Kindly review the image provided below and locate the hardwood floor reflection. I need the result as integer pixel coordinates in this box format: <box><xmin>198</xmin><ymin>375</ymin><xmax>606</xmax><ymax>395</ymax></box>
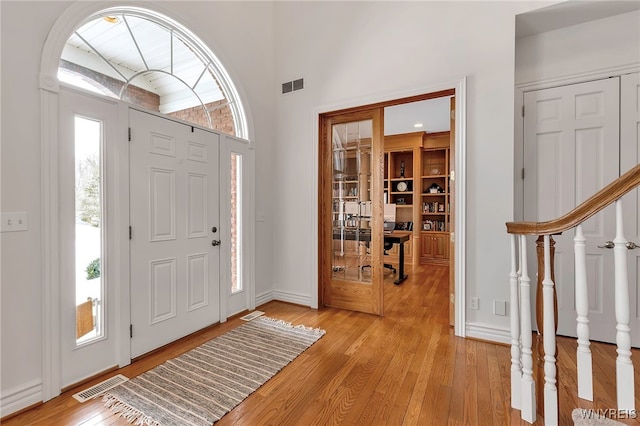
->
<box><xmin>3</xmin><ymin>264</ymin><xmax>638</xmax><ymax>425</ymax></box>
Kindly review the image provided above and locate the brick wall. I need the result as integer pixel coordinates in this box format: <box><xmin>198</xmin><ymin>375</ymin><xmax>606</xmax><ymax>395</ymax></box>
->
<box><xmin>169</xmin><ymin>99</ymin><xmax>235</xmax><ymax>136</ymax></box>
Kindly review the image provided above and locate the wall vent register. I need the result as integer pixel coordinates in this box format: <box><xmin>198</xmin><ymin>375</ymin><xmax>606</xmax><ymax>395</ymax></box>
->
<box><xmin>282</xmin><ymin>78</ymin><xmax>304</xmax><ymax>94</ymax></box>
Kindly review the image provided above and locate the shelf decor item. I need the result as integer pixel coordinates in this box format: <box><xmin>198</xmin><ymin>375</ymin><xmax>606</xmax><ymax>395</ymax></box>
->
<box><xmin>400</xmin><ymin>160</ymin><xmax>405</xmax><ymax>177</ymax></box>
<box><xmin>427</xmin><ymin>183</ymin><xmax>443</xmax><ymax>193</ymax></box>
<box><xmin>397</xmin><ymin>181</ymin><xmax>408</xmax><ymax>192</ymax></box>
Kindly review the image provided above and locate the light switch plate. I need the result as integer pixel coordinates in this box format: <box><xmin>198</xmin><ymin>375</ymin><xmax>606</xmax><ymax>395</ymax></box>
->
<box><xmin>0</xmin><ymin>212</ymin><xmax>29</xmax><ymax>232</ymax></box>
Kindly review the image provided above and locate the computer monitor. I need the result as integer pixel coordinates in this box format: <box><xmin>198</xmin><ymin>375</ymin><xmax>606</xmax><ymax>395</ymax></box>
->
<box><xmin>383</xmin><ymin>204</ymin><xmax>396</xmax><ymax>232</ymax></box>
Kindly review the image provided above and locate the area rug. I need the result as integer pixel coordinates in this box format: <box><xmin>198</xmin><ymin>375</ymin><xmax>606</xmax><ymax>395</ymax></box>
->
<box><xmin>102</xmin><ymin>316</ymin><xmax>325</xmax><ymax>426</ymax></box>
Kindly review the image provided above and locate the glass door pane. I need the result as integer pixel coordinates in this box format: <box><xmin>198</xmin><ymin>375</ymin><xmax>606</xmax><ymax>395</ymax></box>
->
<box><xmin>331</xmin><ymin>120</ymin><xmax>373</xmax><ymax>283</ymax></box>
<box><xmin>74</xmin><ymin>116</ymin><xmax>103</xmax><ymax>344</ymax></box>
<box><xmin>230</xmin><ymin>153</ymin><xmax>242</xmax><ymax>293</ymax></box>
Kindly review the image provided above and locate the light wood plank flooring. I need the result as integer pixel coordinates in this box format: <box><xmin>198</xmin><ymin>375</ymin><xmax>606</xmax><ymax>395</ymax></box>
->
<box><xmin>3</xmin><ymin>264</ymin><xmax>639</xmax><ymax>425</ymax></box>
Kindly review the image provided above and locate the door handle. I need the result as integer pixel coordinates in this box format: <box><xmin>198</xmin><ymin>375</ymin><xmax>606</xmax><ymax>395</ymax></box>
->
<box><xmin>598</xmin><ymin>241</ymin><xmax>614</xmax><ymax>249</ymax></box>
<box><xmin>626</xmin><ymin>241</ymin><xmax>638</xmax><ymax>250</ymax></box>
<box><xmin>211</xmin><ymin>240</ymin><xmax>221</xmax><ymax>247</ymax></box>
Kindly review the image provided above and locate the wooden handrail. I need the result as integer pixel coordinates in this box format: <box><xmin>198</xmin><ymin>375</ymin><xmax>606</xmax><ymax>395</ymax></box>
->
<box><xmin>507</xmin><ymin>163</ymin><xmax>640</xmax><ymax>235</ymax></box>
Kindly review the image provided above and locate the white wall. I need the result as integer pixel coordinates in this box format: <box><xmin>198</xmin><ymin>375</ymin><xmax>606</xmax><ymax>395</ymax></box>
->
<box><xmin>0</xmin><ymin>0</ymin><xmax>275</xmax><ymax>415</ymax></box>
<box><xmin>270</xmin><ymin>1</ymin><xmax>546</xmax><ymax>338</ymax></box>
<box><xmin>516</xmin><ymin>10</ymin><xmax>640</xmax><ymax>84</ymax></box>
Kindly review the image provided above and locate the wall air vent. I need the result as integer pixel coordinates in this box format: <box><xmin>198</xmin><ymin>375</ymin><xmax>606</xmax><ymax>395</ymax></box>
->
<box><xmin>282</xmin><ymin>78</ymin><xmax>304</xmax><ymax>94</ymax></box>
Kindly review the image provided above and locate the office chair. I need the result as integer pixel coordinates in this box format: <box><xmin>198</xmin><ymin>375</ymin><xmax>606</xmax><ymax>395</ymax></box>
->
<box><xmin>361</xmin><ymin>240</ymin><xmax>396</xmax><ymax>275</ymax></box>
<box><xmin>383</xmin><ymin>240</ymin><xmax>397</xmax><ymax>274</ymax></box>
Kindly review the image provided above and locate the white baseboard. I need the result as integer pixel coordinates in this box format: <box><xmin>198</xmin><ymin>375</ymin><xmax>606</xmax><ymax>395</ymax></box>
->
<box><xmin>465</xmin><ymin>322</ymin><xmax>511</xmax><ymax>345</ymax></box>
<box><xmin>272</xmin><ymin>289</ymin><xmax>311</xmax><ymax>306</ymax></box>
<box><xmin>255</xmin><ymin>289</ymin><xmax>311</xmax><ymax>309</ymax></box>
<box><xmin>255</xmin><ymin>290</ymin><xmax>274</xmax><ymax>307</ymax></box>
<box><xmin>1</xmin><ymin>379</ymin><xmax>42</xmax><ymax>418</ymax></box>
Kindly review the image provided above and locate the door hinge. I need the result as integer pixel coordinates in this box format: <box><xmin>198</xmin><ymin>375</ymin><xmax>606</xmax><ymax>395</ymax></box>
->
<box><xmin>130</xmin><ymin>324</ymin><xmax>133</xmax><ymax>338</ymax></box>
<box><xmin>521</xmin><ymin>168</ymin><xmax>525</xmax><ymax>179</ymax></box>
<box><xmin>128</xmin><ymin>127</ymin><xmax>131</xmax><ymax>142</ymax></box>
<box><xmin>522</xmin><ymin>105</ymin><xmax>525</xmax><ymax>117</ymax></box>
<box><xmin>129</xmin><ymin>226</ymin><xmax>132</xmax><ymax>240</ymax></box>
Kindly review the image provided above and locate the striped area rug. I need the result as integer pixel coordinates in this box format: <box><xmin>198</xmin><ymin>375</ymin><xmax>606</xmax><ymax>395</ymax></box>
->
<box><xmin>102</xmin><ymin>317</ymin><xmax>325</xmax><ymax>426</ymax></box>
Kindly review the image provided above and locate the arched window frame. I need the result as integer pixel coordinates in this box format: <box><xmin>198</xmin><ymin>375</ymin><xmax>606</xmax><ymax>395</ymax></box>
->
<box><xmin>57</xmin><ymin>6</ymin><xmax>249</xmax><ymax>139</ymax></box>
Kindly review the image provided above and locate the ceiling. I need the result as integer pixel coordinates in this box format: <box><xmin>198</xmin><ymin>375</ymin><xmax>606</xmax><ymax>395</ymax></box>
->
<box><xmin>384</xmin><ymin>96</ymin><xmax>452</xmax><ymax>135</ymax></box>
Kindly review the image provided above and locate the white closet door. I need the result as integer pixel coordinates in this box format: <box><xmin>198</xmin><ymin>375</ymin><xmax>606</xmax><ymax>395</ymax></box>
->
<box><xmin>620</xmin><ymin>72</ymin><xmax>640</xmax><ymax>347</ymax></box>
<box><xmin>524</xmin><ymin>77</ymin><xmax>620</xmax><ymax>342</ymax></box>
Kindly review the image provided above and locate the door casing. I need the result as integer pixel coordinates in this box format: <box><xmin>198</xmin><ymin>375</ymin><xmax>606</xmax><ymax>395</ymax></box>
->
<box><xmin>314</xmin><ymin>78</ymin><xmax>467</xmax><ymax>337</ymax></box>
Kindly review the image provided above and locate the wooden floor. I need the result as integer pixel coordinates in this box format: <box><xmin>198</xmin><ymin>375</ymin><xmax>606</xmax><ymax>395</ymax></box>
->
<box><xmin>3</xmin><ymin>264</ymin><xmax>639</xmax><ymax>425</ymax></box>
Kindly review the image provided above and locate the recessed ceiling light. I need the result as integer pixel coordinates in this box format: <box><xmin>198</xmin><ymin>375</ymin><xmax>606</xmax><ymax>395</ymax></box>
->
<box><xmin>103</xmin><ymin>16</ymin><xmax>119</xmax><ymax>24</ymax></box>
<box><xmin>413</xmin><ymin>123</ymin><xmax>423</xmax><ymax>128</ymax></box>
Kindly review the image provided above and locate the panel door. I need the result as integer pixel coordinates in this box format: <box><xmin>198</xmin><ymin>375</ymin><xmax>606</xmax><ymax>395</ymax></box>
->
<box><xmin>620</xmin><ymin>72</ymin><xmax>640</xmax><ymax>347</ymax></box>
<box><xmin>524</xmin><ymin>77</ymin><xmax>620</xmax><ymax>342</ymax></box>
<box><xmin>130</xmin><ymin>110</ymin><xmax>220</xmax><ymax>357</ymax></box>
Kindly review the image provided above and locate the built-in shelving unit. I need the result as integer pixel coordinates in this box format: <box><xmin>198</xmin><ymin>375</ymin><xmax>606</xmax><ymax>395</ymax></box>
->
<box><xmin>383</xmin><ymin>131</ymin><xmax>451</xmax><ymax>265</ymax></box>
<box><xmin>420</xmin><ymin>132</ymin><xmax>450</xmax><ymax>264</ymax></box>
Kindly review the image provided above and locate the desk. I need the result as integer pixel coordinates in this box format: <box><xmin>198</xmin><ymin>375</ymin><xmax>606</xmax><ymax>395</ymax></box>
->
<box><xmin>384</xmin><ymin>232</ymin><xmax>409</xmax><ymax>284</ymax></box>
<box><xmin>333</xmin><ymin>229</ymin><xmax>409</xmax><ymax>285</ymax></box>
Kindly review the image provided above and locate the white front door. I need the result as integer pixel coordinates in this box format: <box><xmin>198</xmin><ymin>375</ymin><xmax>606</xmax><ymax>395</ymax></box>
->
<box><xmin>59</xmin><ymin>88</ymin><xmax>119</xmax><ymax>387</ymax></box>
<box><xmin>524</xmin><ymin>77</ymin><xmax>622</xmax><ymax>343</ymax></box>
<box><xmin>129</xmin><ymin>110</ymin><xmax>220</xmax><ymax>358</ymax></box>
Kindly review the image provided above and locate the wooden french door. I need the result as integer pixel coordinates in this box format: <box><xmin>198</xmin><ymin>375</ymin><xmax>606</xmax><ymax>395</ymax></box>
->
<box><xmin>319</xmin><ymin>109</ymin><xmax>385</xmax><ymax>315</ymax></box>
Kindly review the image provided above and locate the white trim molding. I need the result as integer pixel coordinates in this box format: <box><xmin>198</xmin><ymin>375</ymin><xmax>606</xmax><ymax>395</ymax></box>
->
<box><xmin>255</xmin><ymin>290</ymin><xmax>312</xmax><ymax>309</ymax></box>
<box><xmin>466</xmin><ymin>322</ymin><xmax>511</xmax><ymax>345</ymax></box>
<box><xmin>40</xmin><ymin>87</ymin><xmax>61</xmax><ymax>402</ymax></box>
<box><xmin>0</xmin><ymin>380</ymin><xmax>43</xmax><ymax>418</ymax></box>
<box><xmin>255</xmin><ymin>290</ymin><xmax>275</xmax><ymax>308</ymax></box>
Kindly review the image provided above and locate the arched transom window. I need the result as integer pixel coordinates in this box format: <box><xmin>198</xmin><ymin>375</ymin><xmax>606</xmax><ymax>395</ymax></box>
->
<box><xmin>59</xmin><ymin>7</ymin><xmax>248</xmax><ymax>138</ymax></box>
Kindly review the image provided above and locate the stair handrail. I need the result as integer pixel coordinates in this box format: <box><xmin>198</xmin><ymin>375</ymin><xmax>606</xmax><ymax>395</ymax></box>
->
<box><xmin>506</xmin><ymin>163</ymin><xmax>640</xmax><ymax>235</ymax></box>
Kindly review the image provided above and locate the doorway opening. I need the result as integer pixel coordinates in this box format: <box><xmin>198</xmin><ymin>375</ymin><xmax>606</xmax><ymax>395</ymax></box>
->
<box><xmin>318</xmin><ymin>87</ymin><xmax>460</xmax><ymax>326</ymax></box>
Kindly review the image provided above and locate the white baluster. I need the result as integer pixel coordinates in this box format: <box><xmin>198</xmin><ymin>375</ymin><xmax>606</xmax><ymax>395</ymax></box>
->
<box><xmin>519</xmin><ymin>235</ymin><xmax>536</xmax><ymax>423</ymax></box>
<box><xmin>574</xmin><ymin>225</ymin><xmax>593</xmax><ymax>401</ymax></box>
<box><xmin>510</xmin><ymin>234</ymin><xmax>522</xmax><ymax>409</ymax></box>
<box><xmin>542</xmin><ymin>235</ymin><xmax>558</xmax><ymax>425</ymax></box>
<box><xmin>613</xmin><ymin>200</ymin><xmax>635</xmax><ymax>411</ymax></box>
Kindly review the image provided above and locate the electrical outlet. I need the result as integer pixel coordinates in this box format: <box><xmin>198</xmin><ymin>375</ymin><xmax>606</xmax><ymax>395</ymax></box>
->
<box><xmin>0</xmin><ymin>212</ymin><xmax>28</xmax><ymax>232</ymax></box>
<box><xmin>471</xmin><ymin>297</ymin><xmax>479</xmax><ymax>310</ymax></box>
<box><xmin>493</xmin><ymin>300</ymin><xmax>507</xmax><ymax>316</ymax></box>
